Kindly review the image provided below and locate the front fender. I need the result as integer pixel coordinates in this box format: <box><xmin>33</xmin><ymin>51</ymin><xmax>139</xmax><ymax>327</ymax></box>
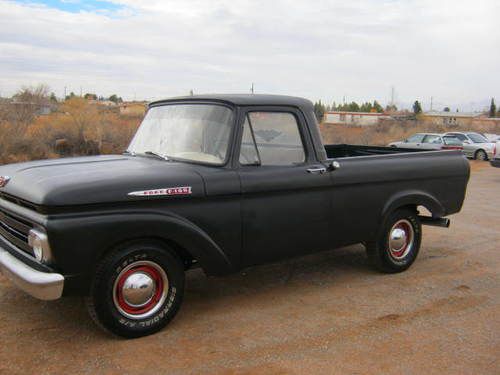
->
<box><xmin>47</xmin><ymin>210</ymin><xmax>234</xmax><ymax>292</ymax></box>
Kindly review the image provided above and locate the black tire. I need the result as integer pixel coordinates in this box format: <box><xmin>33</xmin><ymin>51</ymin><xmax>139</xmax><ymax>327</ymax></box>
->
<box><xmin>475</xmin><ymin>149</ymin><xmax>488</xmax><ymax>161</ymax></box>
<box><xmin>365</xmin><ymin>208</ymin><xmax>422</xmax><ymax>273</ymax></box>
<box><xmin>85</xmin><ymin>240</ymin><xmax>185</xmax><ymax>338</ymax></box>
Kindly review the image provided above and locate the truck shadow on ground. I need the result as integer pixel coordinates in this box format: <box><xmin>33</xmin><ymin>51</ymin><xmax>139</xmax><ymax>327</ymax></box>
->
<box><xmin>0</xmin><ymin>244</ymin><xmax>374</xmax><ymax>339</ymax></box>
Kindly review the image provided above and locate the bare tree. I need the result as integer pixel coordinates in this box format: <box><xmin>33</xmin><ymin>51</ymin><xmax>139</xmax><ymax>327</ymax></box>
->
<box><xmin>11</xmin><ymin>84</ymin><xmax>52</xmax><ymax>125</ymax></box>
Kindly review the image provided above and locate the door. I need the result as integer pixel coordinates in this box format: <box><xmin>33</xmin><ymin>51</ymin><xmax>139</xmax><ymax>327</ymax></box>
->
<box><xmin>404</xmin><ymin>133</ymin><xmax>426</xmax><ymax>148</ymax></box>
<box><xmin>237</xmin><ymin>109</ymin><xmax>332</xmax><ymax>266</ymax></box>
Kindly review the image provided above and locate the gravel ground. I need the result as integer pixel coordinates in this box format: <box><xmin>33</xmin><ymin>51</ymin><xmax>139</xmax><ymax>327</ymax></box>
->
<box><xmin>0</xmin><ymin>161</ymin><xmax>498</xmax><ymax>375</ymax></box>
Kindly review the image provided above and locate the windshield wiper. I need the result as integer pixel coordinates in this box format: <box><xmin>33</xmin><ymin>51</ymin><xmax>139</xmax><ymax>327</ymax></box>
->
<box><xmin>143</xmin><ymin>151</ymin><xmax>169</xmax><ymax>161</ymax></box>
<box><xmin>123</xmin><ymin>150</ymin><xmax>136</xmax><ymax>156</ymax></box>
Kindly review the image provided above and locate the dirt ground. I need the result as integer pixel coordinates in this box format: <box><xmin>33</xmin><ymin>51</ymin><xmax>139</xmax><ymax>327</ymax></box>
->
<box><xmin>0</xmin><ymin>161</ymin><xmax>499</xmax><ymax>375</ymax></box>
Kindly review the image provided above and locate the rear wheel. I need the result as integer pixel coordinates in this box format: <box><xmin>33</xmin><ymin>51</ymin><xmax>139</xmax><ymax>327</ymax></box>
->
<box><xmin>366</xmin><ymin>208</ymin><xmax>422</xmax><ymax>273</ymax></box>
<box><xmin>85</xmin><ymin>241</ymin><xmax>185</xmax><ymax>338</ymax></box>
<box><xmin>475</xmin><ymin>149</ymin><xmax>488</xmax><ymax>161</ymax></box>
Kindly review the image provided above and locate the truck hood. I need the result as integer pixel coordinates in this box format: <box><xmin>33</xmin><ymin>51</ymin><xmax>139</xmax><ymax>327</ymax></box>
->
<box><xmin>0</xmin><ymin>155</ymin><xmax>205</xmax><ymax>206</ymax></box>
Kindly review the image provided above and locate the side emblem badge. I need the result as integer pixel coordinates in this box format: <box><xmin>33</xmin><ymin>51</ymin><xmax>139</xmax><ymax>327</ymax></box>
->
<box><xmin>0</xmin><ymin>176</ymin><xmax>10</xmax><ymax>188</ymax></box>
<box><xmin>128</xmin><ymin>186</ymin><xmax>192</xmax><ymax>197</ymax></box>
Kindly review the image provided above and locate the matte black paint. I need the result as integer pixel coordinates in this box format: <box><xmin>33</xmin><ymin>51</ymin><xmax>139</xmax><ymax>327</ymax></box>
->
<box><xmin>0</xmin><ymin>94</ymin><xmax>470</xmax><ymax>296</ymax></box>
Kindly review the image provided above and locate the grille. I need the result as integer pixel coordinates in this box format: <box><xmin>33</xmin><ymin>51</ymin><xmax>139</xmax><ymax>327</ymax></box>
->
<box><xmin>0</xmin><ymin>207</ymin><xmax>34</xmax><ymax>254</ymax></box>
<box><xmin>0</xmin><ymin>192</ymin><xmax>38</xmax><ymax>211</ymax></box>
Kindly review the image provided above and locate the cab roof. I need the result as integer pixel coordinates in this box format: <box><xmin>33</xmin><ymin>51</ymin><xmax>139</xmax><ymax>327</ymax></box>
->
<box><xmin>149</xmin><ymin>94</ymin><xmax>314</xmax><ymax>109</ymax></box>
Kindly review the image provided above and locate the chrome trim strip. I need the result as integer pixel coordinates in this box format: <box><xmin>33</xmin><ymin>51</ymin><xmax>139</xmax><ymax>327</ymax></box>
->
<box><xmin>0</xmin><ymin>247</ymin><xmax>64</xmax><ymax>300</ymax></box>
<box><xmin>128</xmin><ymin>186</ymin><xmax>192</xmax><ymax>197</ymax></box>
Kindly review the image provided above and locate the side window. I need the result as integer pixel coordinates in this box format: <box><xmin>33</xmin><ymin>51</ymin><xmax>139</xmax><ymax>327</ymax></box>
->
<box><xmin>407</xmin><ymin>134</ymin><xmax>425</xmax><ymax>143</ymax></box>
<box><xmin>449</xmin><ymin>133</ymin><xmax>467</xmax><ymax>141</ymax></box>
<box><xmin>423</xmin><ymin>135</ymin><xmax>442</xmax><ymax>144</ymax></box>
<box><xmin>239</xmin><ymin>112</ymin><xmax>306</xmax><ymax>166</ymax></box>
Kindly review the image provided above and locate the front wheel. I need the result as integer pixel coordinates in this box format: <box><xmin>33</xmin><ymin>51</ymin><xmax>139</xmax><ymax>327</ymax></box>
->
<box><xmin>475</xmin><ymin>149</ymin><xmax>488</xmax><ymax>161</ymax></box>
<box><xmin>85</xmin><ymin>241</ymin><xmax>185</xmax><ymax>338</ymax></box>
<box><xmin>365</xmin><ymin>208</ymin><xmax>422</xmax><ymax>273</ymax></box>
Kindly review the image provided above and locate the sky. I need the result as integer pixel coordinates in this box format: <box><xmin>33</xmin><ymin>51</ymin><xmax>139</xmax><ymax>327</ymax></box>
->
<box><xmin>0</xmin><ymin>0</ymin><xmax>499</xmax><ymax>111</ymax></box>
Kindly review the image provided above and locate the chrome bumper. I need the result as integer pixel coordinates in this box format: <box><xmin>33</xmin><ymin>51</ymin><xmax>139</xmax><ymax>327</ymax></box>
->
<box><xmin>0</xmin><ymin>247</ymin><xmax>64</xmax><ymax>300</ymax></box>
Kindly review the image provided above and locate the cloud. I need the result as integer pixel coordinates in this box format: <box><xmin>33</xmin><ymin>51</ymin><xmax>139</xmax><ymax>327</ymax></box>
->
<box><xmin>0</xmin><ymin>0</ymin><xmax>499</xmax><ymax>110</ymax></box>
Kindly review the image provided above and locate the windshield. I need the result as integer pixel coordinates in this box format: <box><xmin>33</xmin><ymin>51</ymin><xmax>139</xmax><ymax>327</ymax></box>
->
<box><xmin>128</xmin><ymin>104</ymin><xmax>234</xmax><ymax>165</ymax></box>
<box><xmin>467</xmin><ymin>133</ymin><xmax>488</xmax><ymax>143</ymax></box>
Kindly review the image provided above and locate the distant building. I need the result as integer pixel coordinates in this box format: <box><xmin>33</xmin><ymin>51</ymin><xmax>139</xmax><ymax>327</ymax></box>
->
<box><xmin>89</xmin><ymin>100</ymin><xmax>117</xmax><ymax>107</ymax></box>
<box><xmin>119</xmin><ymin>102</ymin><xmax>147</xmax><ymax>116</ymax></box>
<box><xmin>323</xmin><ymin>111</ymin><xmax>388</xmax><ymax>126</ymax></box>
<box><xmin>419</xmin><ymin>111</ymin><xmax>482</xmax><ymax>127</ymax></box>
<box><xmin>8</xmin><ymin>101</ymin><xmax>55</xmax><ymax>115</ymax></box>
<box><xmin>471</xmin><ymin>117</ymin><xmax>500</xmax><ymax>127</ymax></box>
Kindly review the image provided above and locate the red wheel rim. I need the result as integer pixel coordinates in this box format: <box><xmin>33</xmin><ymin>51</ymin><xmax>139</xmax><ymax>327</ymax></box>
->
<box><xmin>388</xmin><ymin>220</ymin><xmax>414</xmax><ymax>260</ymax></box>
<box><xmin>113</xmin><ymin>261</ymin><xmax>169</xmax><ymax>320</ymax></box>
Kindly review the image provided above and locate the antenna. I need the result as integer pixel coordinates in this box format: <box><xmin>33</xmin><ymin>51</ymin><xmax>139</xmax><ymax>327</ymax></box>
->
<box><xmin>250</xmin><ymin>83</ymin><xmax>254</xmax><ymax>94</ymax></box>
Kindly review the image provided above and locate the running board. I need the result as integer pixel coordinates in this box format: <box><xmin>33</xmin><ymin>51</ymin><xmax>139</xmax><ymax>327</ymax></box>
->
<box><xmin>419</xmin><ymin>216</ymin><xmax>450</xmax><ymax>228</ymax></box>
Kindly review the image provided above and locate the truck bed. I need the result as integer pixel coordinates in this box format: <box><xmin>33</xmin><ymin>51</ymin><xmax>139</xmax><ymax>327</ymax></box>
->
<box><xmin>324</xmin><ymin>144</ymin><xmax>422</xmax><ymax>159</ymax></box>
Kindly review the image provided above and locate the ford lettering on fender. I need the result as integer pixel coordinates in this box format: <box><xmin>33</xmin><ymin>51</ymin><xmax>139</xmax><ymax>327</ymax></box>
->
<box><xmin>0</xmin><ymin>94</ymin><xmax>470</xmax><ymax>338</ymax></box>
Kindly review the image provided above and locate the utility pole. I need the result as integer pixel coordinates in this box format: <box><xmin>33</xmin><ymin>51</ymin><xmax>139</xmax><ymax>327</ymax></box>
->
<box><xmin>64</xmin><ymin>86</ymin><xmax>67</xmax><ymax>99</ymax></box>
<box><xmin>250</xmin><ymin>83</ymin><xmax>254</xmax><ymax>94</ymax></box>
<box><xmin>390</xmin><ymin>86</ymin><xmax>395</xmax><ymax>106</ymax></box>
<box><xmin>430</xmin><ymin>96</ymin><xmax>433</xmax><ymax>111</ymax></box>
<box><xmin>80</xmin><ymin>86</ymin><xmax>83</xmax><ymax>97</ymax></box>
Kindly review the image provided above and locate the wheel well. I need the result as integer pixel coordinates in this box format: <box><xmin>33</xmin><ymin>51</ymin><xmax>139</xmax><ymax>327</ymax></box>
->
<box><xmin>99</xmin><ymin>237</ymin><xmax>196</xmax><ymax>271</ymax></box>
<box><xmin>390</xmin><ymin>203</ymin><xmax>436</xmax><ymax>217</ymax></box>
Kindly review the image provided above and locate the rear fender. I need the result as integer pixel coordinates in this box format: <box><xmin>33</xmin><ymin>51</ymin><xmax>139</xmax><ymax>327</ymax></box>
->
<box><xmin>382</xmin><ymin>191</ymin><xmax>446</xmax><ymax>220</ymax></box>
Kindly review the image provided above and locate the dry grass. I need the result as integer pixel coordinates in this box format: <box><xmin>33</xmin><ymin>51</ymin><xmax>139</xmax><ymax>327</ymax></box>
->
<box><xmin>0</xmin><ymin>98</ymin><xmax>141</xmax><ymax>165</ymax></box>
<box><xmin>1</xmin><ymin>101</ymin><xmax>498</xmax><ymax>166</ymax></box>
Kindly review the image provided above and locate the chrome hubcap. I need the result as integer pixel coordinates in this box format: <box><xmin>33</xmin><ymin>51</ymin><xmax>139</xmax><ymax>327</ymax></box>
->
<box><xmin>122</xmin><ymin>272</ymin><xmax>156</xmax><ymax>307</ymax></box>
<box><xmin>388</xmin><ymin>219</ymin><xmax>414</xmax><ymax>260</ymax></box>
<box><xmin>113</xmin><ymin>260</ymin><xmax>169</xmax><ymax>320</ymax></box>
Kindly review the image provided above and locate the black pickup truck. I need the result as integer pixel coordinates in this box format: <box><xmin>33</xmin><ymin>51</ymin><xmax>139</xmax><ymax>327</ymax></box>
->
<box><xmin>0</xmin><ymin>94</ymin><xmax>470</xmax><ymax>337</ymax></box>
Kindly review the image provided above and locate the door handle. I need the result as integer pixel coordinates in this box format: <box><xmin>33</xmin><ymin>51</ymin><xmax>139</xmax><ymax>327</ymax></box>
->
<box><xmin>307</xmin><ymin>167</ymin><xmax>327</xmax><ymax>174</ymax></box>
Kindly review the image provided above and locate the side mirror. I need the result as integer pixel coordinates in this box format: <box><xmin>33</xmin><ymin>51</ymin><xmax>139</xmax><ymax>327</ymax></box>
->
<box><xmin>403</xmin><ymin>139</ymin><xmax>408</xmax><ymax>143</ymax></box>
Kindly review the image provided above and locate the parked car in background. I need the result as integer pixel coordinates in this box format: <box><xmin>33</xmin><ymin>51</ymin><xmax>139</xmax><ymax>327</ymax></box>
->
<box><xmin>491</xmin><ymin>141</ymin><xmax>500</xmax><ymax>168</ymax></box>
<box><xmin>444</xmin><ymin>132</ymin><xmax>496</xmax><ymax>161</ymax></box>
<box><xmin>483</xmin><ymin>133</ymin><xmax>500</xmax><ymax>143</ymax></box>
<box><xmin>388</xmin><ymin>133</ymin><xmax>463</xmax><ymax>151</ymax></box>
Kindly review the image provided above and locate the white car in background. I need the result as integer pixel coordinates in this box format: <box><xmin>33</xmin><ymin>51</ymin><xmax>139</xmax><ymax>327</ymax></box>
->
<box><xmin>491</xmin><ymin>140</ymin><xmax>500</xmax><ymax>168</ymax></box>
<box><xmin>483</xmin><ymin>133</ymin><xmax>500</xmax><ymax>142</ymax></box>
<box><xmin>444</xmin><ymin>132</ymin><xmax>497</xmax><ymax>161</ymax></box>
<box><xmin>388</xmin><ymin>133</ymin><xmax>463</xmax><ymax>151</ymax></box>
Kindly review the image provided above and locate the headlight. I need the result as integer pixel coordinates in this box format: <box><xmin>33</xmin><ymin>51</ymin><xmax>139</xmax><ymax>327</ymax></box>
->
<box><xmin>28</xmin><ymin>228</ymin><xmax>52</xmax><ymax>263</ymax></box>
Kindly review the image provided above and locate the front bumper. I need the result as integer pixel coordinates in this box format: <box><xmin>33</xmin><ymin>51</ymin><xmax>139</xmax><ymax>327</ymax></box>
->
<box><xmin>0</xmin><ymin>246</ymin><xmax>64</xmax><ymax>300</ymax></box>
